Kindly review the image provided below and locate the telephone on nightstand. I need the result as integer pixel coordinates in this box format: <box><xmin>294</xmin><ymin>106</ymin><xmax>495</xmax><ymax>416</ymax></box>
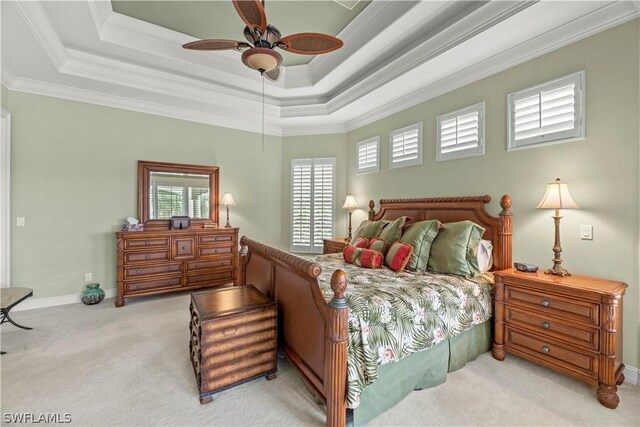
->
<box><xmin>514</xmin><ymin>262</ymin><xmax>538</xmax><ymax>272</ymax></box>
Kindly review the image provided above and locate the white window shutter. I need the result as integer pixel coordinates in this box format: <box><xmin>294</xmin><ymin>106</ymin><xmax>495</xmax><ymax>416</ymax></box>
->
<box><xmin>356</xmin><ymin>136</ymin><xmax>380</xmax><ymax>174</ymax></box>
<box><xmin>390</xmin><ymin>122</ymin><xmax>422</xmax><ymax>168</ymax></box>
<box><xmin>437</xmin><ymin>102</ymin><xmax>484</xmax><ymax>161</ymax></box>
<box><xmin>291</xmin><ymin>158</ymin><xmax>335</xmax><ymax>253</ymax></box>
<box><xmin>508</xmin><ymin>71</ymin><xmax>585</xmax><ymax>150</ymax></box>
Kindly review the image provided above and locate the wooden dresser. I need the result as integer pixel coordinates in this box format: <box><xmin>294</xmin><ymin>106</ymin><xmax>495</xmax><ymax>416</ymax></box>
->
<box><xmin>323</xmin><ymin>238</ymin><xmax>349</xmax><ymax>254</ymax></box>
<box><xmin>115</xmin><ymin>227</ymin><xmax>238</xmax><ymax>307</ymax></box>
<box><xmin>492</xmin><ymin>269</ymin><xmax>627</xmax><ymax>409</ymax></box>
<box><xmin>189</xmin><ymin>285</ymin><xmax>277</xmax><ymax>404</ymax></box>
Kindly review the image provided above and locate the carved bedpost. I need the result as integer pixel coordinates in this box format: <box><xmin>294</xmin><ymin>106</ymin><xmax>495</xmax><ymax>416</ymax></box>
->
<box><xmin>491</xmin><ymin>274</ymin><xmax>506</xmax><ymax>361</ymax></box>
<box><xmin>497</xmin><ymin>195</ymin><xmax>513</xmax><ymax>271</ymax></box>
<box><xmin>368</xmin><ymin>200</ymin><xmax>375</xmax><ymax>221</ymax></box>
<box><xmin>238</xmin><ymin>244</ymin><xmax>249</xmax><ymax>286</ymax></box>
<box><xmin>325</xmin><ymin>269</ymin><xmax>349</xmax><ymax>427</ymax></box>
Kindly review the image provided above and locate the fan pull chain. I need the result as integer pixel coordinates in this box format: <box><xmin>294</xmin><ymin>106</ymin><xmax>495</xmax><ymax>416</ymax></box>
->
<box><xmin>262</xmin><ymin>74</ymin><xmax>265</xmax><ymax>152</ymax></box>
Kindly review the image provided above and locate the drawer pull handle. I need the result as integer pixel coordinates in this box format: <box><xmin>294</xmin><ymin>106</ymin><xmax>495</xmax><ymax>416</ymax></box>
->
<box><xmin>135</xmin><ymin>284</ymin><xmax>141</xmax><ymax>289</ymax></box>
<box><xmin>145</xmin><ymin>255</ymin><xmax>151</xmax><ymax>259</ymax></box>
<box><xmin>136</xmin><ymin>270</ymin><xmax>142</xmax><ymax>274</ymax></box>
<box><xmin>169</xmin><ymin>281</ymin><xmax>175</xmax><ymax>285</ymax></box>
<box><xmin>223</xmin><ymin>327</ymin><xmax>238</xmax><ymax>336</ymax></box>
<box><xmin>195</xmin><ymin>264</ymin><xmax>198</xmax><ymax>268</ymax></box>
<box><xmin>542</xmin><ymin>346</ymin><xmax>550</xmax><ymax>353</ymax></box>
<box><xmin>542</xmin><ymin>322</ymin><xmax>550</xmax><ymax>329</ymax></box>
<box><xmin>542</xmin><ymin>299</ymin><xmax>550</xmax><ymax>307</ymax></box>
<box><xmin>145</xmin><ymin>241</ymin><xmax>150</xmax><ymax>245</ymax></box>
<box><xmin>182</xmin><ymin>246</ymin><xmax>186</xmax><ymax>250</ymax></box>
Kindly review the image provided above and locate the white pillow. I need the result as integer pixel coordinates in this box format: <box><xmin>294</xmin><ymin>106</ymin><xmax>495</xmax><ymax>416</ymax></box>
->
<box><xmin>477</xmin><ymin>239</ymin><xmax>493</xmax><ymax>273</ymax></box>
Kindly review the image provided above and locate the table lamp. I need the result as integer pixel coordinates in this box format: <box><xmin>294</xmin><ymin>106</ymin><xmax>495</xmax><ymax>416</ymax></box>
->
<box><xmin>341</xmin><ymin>193</ymin><xmax>358</xmax><ymax>241</ymax></box>
<box><xmin>536</xmin><ymin>178</ymin><xmax>579</xmax><ymax>277</ymax></box>
<box><xmin>221</xmin><ymin>193</ymin><xmax>236</xmax><ymax>228</ymax></box>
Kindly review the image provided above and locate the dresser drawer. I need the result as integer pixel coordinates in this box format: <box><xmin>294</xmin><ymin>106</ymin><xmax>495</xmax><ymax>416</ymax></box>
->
<box><xmin>201</xmin><ymin>339</ymin><xmax>276</xmax><ymax>368</ymax></box>
<box><xmin>186</xmin><ymin>270</ymin><xmax>233</xmax><ymax>285</ymax></box>
<box><xmin>125</xmin><ymin>276</ymin><xmax>181</xmax><ymax>294</ymax></box>
<box><xmin>201</xmin><ymin>316</ymin><xmax>277</xmax><ymax>346</ymax></box>
<box><xmin>198</xmin><ymin>234</ymin><xmax>234</xmax><ymax>244</ymax></box>
<box><xmin>505</xmin><ymin>326</ymin><xmax>598</xmax><ymax>380</ymax></box>
<box><xmin>201</xmin><ymin>350</ymin><xmax>277</xmax><ymax>393</ymax></box>
<box><xmin>124</xmin><ymin>250</ymin><xmax>170</xmax><ymax>264</ymax></box>
<box><xmin>505</xmin><ymin>306</ymin><xmax>599</xmax><ymax>351</ymax></box>
<box><xmin>172</xmin><ymin>237</ymin><xmax>196</xmax><ymax>260</ymax></box>
<box><xmin>187</xmin><ymin>259</ymin><xmax>233</xmax><ymax>271</ymax></box>
<box><xmin>198</xmin><ymin>245</ymin><xmax>233</xmax><ymax>258</ymax></box>
<box><xmin>124</xmin><ymin>237</ymin><xmax>169</xmax><ymax>250</ymax></box>
<box><xmin>504</xmin><ymin>285</ymin><xmax>599</xmax><ymax>326</ymax></box>
<box><xmin>124</xmin><ymin>262</ymin><xmax>182</xmax><ymax>279</ymax></box>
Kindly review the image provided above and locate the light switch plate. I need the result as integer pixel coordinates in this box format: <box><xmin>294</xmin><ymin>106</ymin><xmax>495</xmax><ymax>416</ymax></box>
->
<box><xmin>16</xmin><ymin>217</ymin><xmax>25</xmax><ymax>227</ymax></box>
<box><xmin>580</xmin><ymin>225</ymin><xmax>593</xmax><ymax>240</ymax></box>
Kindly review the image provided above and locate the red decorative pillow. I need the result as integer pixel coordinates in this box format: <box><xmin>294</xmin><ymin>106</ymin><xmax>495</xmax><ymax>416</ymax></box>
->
<box><xmin>368</xmin><ymin>238</ymin><xmax>389</xmax><ymax>254</ymax></box>
<box><xmin>352</xmin><ymin>236</ymin><xmax>369</xmax><ymax>248</ymax></box>
<box><xmin>343</xmin><ymin>246</ymin><xmax>384</xmax><ymax>269</ymax></box>
<box><xmin>385</xmin><ymin>241</ymin><xmax>414</xmax><ymax>272</ymax></box>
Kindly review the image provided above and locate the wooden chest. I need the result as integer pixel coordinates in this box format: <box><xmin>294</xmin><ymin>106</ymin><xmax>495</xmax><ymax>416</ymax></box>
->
<box><xmin>115</xmin><ymin>227</ymin><xmax>238</xmax><ymax>307</ymax></box>
<box><xmin>189</xmin><ymin>285</ymin><xmax>277</xmax><ymax>404</ymax></box>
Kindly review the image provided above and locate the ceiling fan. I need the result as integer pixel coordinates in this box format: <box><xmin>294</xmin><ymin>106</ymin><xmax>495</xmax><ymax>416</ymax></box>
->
<box><xmin>182</xmin><ymin>0</ymin><xmax>344</xmax><ymax>81</ymax></box>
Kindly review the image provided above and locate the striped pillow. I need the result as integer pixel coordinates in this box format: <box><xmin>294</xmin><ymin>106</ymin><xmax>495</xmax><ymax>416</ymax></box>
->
<box><xmin>343</xmin><ymin>246</ymin><xmax>384</xmax><ymax>269</ymax></box>
<box><xmin>385</xmin><ymin>241</ymin><xmax>414</xmax><ymax>272</ymax></box>
<box><xmin>368</xmin><ymin>238</ymin><xmax>389</xmax><ymax>254</ymax></box>
<box><xmin>352</xmin><ymin>236</ymin><xmax>369</xmax><ymax>248</ymax></box>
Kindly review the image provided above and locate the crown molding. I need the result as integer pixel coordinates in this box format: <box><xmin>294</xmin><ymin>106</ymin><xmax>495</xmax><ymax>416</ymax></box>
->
<box><xmin>3</xmin><ymin>0</ymin><xmax>638</xmax><ymax>137</ymax></box>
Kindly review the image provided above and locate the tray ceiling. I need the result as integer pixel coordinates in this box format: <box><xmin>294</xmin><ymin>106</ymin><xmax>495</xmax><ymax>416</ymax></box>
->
<box><xmin>111</xmin><ymin>0</ymin><xmax>371</xmax><ymax>66</ymax></box>
<box><xmin>1</xmin><ymin>1</ymin><xmax>638</xmax><ymax>136</ymax></box>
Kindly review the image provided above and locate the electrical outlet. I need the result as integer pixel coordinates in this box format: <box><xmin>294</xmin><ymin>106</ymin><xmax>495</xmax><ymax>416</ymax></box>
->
<box><xmin>580</xmin><ymin>225</ymin><xmax>593</xmax><ymax>240</ymax></box>
<box><xmin>16</xmin><ymin>217</ymin><xmax>25</xmax><ymax>227</ymax></box>
<box><xmin>85</xmin><ymin>273</ymin><xmax>92</xmax><ymax>282</ymax></box>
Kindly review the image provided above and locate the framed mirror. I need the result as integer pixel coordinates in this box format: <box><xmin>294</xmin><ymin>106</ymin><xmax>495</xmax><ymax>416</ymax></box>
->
<box><xmin>138</xmin><ymin>160</ymin><xmax>219</xmax><ymax>229</ymax></box>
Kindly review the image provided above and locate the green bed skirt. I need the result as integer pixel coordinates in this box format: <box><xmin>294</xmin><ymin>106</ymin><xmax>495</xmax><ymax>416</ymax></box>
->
<box><xmin>353</xmin><ymin>320</ymin><xmax>492</xmax><ymax>426</ymax></box>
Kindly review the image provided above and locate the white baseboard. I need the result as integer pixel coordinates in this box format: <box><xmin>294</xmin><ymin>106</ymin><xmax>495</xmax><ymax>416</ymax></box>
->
<box><xmin>12</xmin><ymin>288</ymin><xmax>116</xmax><ymax>311</ymax></box>
<box><xmin>624</xmin><ymin>365</ymin><xmax>639</xmax><ymax>386</ymax></box>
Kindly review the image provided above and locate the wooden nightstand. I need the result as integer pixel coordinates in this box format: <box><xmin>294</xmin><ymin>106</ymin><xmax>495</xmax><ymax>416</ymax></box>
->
<box><xmin>492</xmin><ymin>269</ymin><xmax>627</xmax><ymax>409</ymax></box>
<box><xmin>323</xmin><ymin>238</ymin><xmax>349</xmax><ymax>254</ymax></box>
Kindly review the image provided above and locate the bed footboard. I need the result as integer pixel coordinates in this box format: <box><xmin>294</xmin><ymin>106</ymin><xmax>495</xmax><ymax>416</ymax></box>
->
<box><xmin>239</xmin><ymin>236</ymin><xmax>349</xmax><ymax>427</ymax></box>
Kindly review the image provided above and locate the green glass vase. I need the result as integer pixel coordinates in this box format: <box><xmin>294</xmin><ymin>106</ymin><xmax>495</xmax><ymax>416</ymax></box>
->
<box><xmin>81</xmin><ymin>283</ymin><xmax>105</xmax><ymax>305</ymax></box>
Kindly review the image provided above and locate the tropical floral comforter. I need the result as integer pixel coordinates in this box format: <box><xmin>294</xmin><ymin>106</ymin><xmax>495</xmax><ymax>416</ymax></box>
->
<box><xmin>312</xmin><ymin>253</ymin><xmax>494</xmax><ymax>409</ymax></box>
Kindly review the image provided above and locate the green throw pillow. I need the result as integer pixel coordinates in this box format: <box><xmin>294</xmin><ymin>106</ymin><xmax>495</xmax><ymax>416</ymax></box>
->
<box><xmin>378</xmin><ymin>216</ymin><xmax>411</xmax><ymax>244</ymax></box>
<box><xmin>427</xmin><ymin>220</ymin><xmax>486</xmax><ymax>277</ymax></box>
<box><xmin>400</xmin><ymin>220</ymin><xmax>442</xmax><ymax>272</ymax></box>
<box><xmin>350</xmin><ymin>220</ymin><xmax>387</xmax><ymax>245</ymax></box>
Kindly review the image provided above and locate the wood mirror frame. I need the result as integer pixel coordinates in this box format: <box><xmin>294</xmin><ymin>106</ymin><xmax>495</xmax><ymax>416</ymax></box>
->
<box><xmin>138</xmin><ymin>160</ymin><xmax>219</xmax><ymax>230</ymax></box>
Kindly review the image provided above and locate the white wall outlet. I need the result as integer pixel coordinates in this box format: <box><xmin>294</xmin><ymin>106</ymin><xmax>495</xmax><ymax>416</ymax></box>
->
<box><xmin>85</xmin><ymin>273</ymin><xmax>92</xmax><ymax>281</ymax></box>
<box><xmin>580</xmin><ymin>225</ymin><xmax>593</xmax><ymax>240</ymax></box>
<box><xmin>16</xmin><ymin>217</ymin><xmax>25</xmax><ymax>227</ymax></box>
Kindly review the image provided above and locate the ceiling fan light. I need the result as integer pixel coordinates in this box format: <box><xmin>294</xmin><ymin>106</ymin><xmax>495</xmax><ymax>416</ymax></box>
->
<box><xmin>241</xmin><ymin>47</ymin><xmax>282</xmax><ymax>72</ymax></box>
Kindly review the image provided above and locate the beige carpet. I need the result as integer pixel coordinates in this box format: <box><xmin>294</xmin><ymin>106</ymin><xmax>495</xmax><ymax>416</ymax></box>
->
<box><xmin>1</xmin><ymin>293</ymin><xmax>638</xmax><ymax>426</ymax></box>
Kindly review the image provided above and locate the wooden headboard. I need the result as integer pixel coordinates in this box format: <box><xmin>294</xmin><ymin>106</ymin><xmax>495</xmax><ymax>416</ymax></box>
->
<box><xmin>368</xmin><ymin>195</ymin><xmax>513</xmax><ymax>271</ymax></box>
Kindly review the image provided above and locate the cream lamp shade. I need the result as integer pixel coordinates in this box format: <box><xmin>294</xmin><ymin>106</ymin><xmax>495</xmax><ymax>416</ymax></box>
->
<box><xmin>536</xmin><ymin>179</ymin><xmax>579</xmax><ymax>210</ymax></box>
<box><xmin>221</xmin><ymin>193</ymin><xmax>236</xmax><ymax>207</ymax></box>
<box><xmin>341</xmin><ymin>194</ymin><xmax>358</xmax><ymax>210</ymax></box>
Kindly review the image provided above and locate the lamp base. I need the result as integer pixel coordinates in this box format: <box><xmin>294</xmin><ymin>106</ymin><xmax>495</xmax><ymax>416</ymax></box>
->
<box><xmin>224</xmin><ymin>223</ymin><xmax>232</xmax><ymax>228</ymax></box>
<box><xmin>545</xmin><ymin>265</ymin><xmax>571</xmax><ymax>277</ymax></box>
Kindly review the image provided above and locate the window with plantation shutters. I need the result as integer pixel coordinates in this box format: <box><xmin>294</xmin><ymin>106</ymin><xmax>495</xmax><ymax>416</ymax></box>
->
<box><xmin>291</xmin><ymin>158</ymin><xmax>335</xmax><ymax>253</ymax></box>
<box><xmin>508</xmin><ymin>71</ymin><xmax>585</xmax><ymax>150</ymax></box>
<box><xmin>356</xmin><ymin>136</ymin><xmax>380</xmax><ymax>174</ymax></box>
<box><xmin>437</xmin><ymin>102</ymin><xmax>484</xmax><ymax>161</ymax></box>
<box><xmin>390</xmin><ymin>122</ymin><xmax>422</xmax><ymax>169</ymax></box>
<box><xmin>149</xmin><ymin>173</ymin><xmax>210</xmax><ymax>219</ymax></box>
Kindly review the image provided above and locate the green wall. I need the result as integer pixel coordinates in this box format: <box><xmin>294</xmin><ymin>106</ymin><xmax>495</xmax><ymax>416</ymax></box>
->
<box><xmin>2</xmin><ymin>89</ymin><xmax>284</xmax><ymax>297</ymax></box>
<box><xmin>346</xmin><ymin>20</ymin><xmax>639</xmax><ymax>367</ymax></box>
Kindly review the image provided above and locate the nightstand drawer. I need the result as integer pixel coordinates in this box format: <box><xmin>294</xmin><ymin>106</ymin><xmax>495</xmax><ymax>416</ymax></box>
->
<box><xmin>504</xmin><ymin>285</ymin><xmax>599</xmax><ymax>326</ymax></box>
<box><xmin>505</xmin><ymin>326</ymin><xmax>598</xmax><ymax>380</ymax></box>
<box><xmin>505</xmin><ymin>306</ymin><xmax>599</xmax><ymax>351</ymax></box>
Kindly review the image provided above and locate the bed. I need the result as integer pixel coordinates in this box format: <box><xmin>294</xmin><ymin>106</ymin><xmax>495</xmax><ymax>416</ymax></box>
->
<box><xmin>239</xmin><ymin>195</ymin><xmax>513</xmax><ymax>426</ymax></box>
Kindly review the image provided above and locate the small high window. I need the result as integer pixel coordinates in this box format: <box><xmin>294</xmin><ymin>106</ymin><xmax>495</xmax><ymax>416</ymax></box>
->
<box><xmin>437</xmin><ymin>102</ymin><xmax>484</xmax><ymax>161</ymax></box>
<box><xmin>390</xmin><ymin>122</ymin><xmax>422</xmax><ymax>169</ymax></box>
